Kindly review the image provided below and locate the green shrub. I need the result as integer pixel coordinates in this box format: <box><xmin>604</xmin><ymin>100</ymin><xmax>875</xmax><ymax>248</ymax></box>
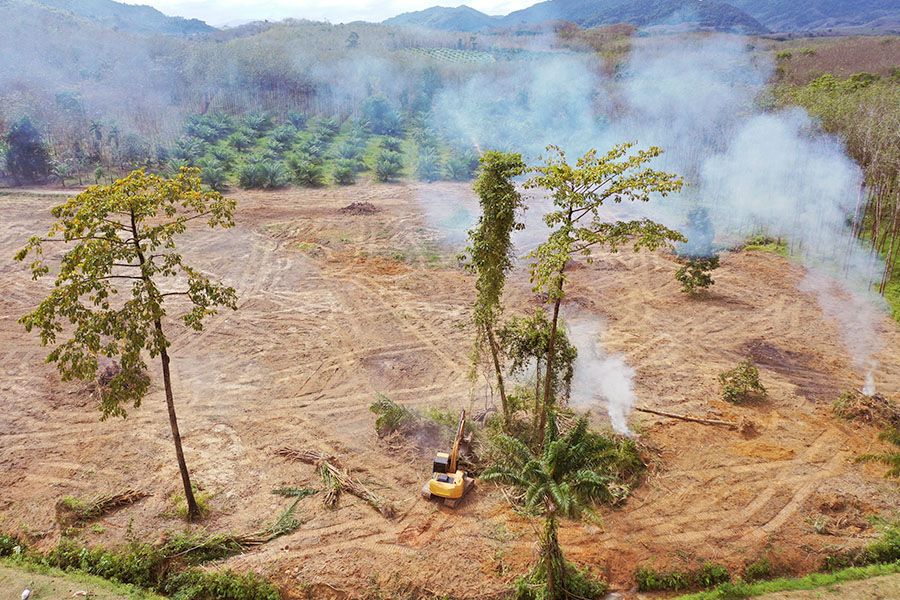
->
<box><xmin>334</xmin><ymin>140</ymin><xmax>364</xmax><ymax>162</ymax></box>
<box><xmin>163</xmin><ymin>569</ymin><xmax>280</xmax><ymax>600</ymax></box>
<box><xmin>380</xmin><ymin>136</ymin><xmax>403</xmax><ymax>153</ymax></box>
<box><xmin>743</xmin><ymin>234</ymin><xmax>788</xmax><ymax>256</ymax></box>
<box><xmin>171</xmin><ymin>137</ymin><xmax>207</xmax><ymax>163</ymax></box>
<box><xmin>718</xmin><ymin>360</ymin><xmax>766</xmax><ymax>403</ymax></box>
<box><xmin>208</xmin><ymin>145</ymin><xmax>237</xmax><ymax>169</ymax></box>
<box><xmin>287</xmin><ymin>153</ymin><xmax>325</xmax><ymax>187</ymax></box>
<box><xmin>226</xmin><ymin>130</ymin><xmax>253</xmax><ymax>151</ymax></box>
<box><xmin>238</xmin><ymin>157</ymin><xmax>289</xmax><ymax>189</ymax></box>
<box><xmin>675</xmin><ymin>255</ymin><xmax>720</xmax><ymax>294</ymax></box>
<box><xmin>311</xmin><ymin>117</ymin><xmax>340</xmax><ymax>141</ymax></box>
<box><xmin>822</xmin><ymin>520</ymin><xmax>900</xmax><ymax>571</ymax></box>
<box><xmin>197</xmin><ymin>158</ymin><xmax>228</xmax><ymax>191</ymax></box>
<box><xmin>369</xmin><ymin>394</ymin><xmax>417</xmax><ymax>437</ymax></box>
<box><xmin>635</xmin><ymin>562</ymin><xmax>730</xmax><ymax>592</ymax></box>
<box><xmin>270</xmin><ymin>124</ymin><xmax>298</xmax><ymax>146</ymax></box>
<box><xmin>286</xmin><ymin>111</ymin><xmax>307</xmax><ymax>130</ymax></box>
<box><xmin>361</xmin><ymin>96</ymin><xmax>402</xmax><ymax>136</ymax></box>
<box><xmin>0</xmin><ymin>534</ymin><xmax>25</xmax><ymax>557</ymax></box>
<box><xmin>374</xmin><ymin>148</ymin><xmax>403</xmax><ymax>182</ymax></box>
<box><xmin>696</xmin><ymin>562</ymin><xmax>730</xmax><ymax>588</ymax></box>
<box><xmin>333</xmin><ymin>159</ymin><xmax>357</xmax><ymax>185</ymax></box>
<box><xmin>34</xmin><ymin>537</ymin><xmax>281</xmax><ymax>600</ymax></box>
<box><xmin>160</xmin><ymin>533</ymin><xmax>245</xmax><ymax>566</ymax></box>
<box><xmin>242</xmin><ymin>113</ymin><xmax>272</xmax><ymax>136</ymax></box>
<box><xmin>636</xmin><ymin>566</ymin><xmax>691</xmax><ymax>591</ymax></box>
<box><xmin>171</xmin><ymin>486</ymin><xmax>213</xmax><ymax>521</ymax></box>
<box><xmin>443</xmin><ymin>151</ymin><xmax>479</xmax><ymax>181</ymax></box>
<box><xmin>415</xmin><ymin>145</ymin><xmax>441</xmax><ymax>182</ymax></box>
<box><xmin>185</xmin><ymin>113</ymin><xmax>234</xmax><ymax>143</ymax></box>
<box><xmin>743</xmin><ymin>557</ymin><xmax>772</xmax><ymax>582</ymax></box>
<box><xmin>514</xmin><ymin>560</ymin><xmax>608</xmax><ymax>600</ymax></box>
<box><xmin>44</xmin><ymin>539</ymin><xmax>166</xmax><ymax>589</ymax></box>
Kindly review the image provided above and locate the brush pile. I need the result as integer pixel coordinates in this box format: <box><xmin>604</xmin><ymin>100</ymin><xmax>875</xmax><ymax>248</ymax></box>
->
<box><xmin>275</xmin><ymin>448</ymin><xmax>396</xmax><ymax>519</ymax></box>
<box><xmin>369</xmin><ymin>394</ymin><xmax>454</xmax><ymax>452</ymax></box>
<box><xmin>833</xmin><ymin>390</ymin><xmax>900</xmax><ymax>427</ymax></box>
<box><xmin>340</xmin><ymin>201</ymin><xmax>379</xmax><ymax>215</ymax></box>
<box><xmin>55</xmin><ymin>489</ymin><xmax>149</xmax><ymax>526</ymax></box>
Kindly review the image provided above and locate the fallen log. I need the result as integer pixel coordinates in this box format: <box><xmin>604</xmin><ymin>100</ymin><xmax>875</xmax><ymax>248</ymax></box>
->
<box><xmin>635</xmin><ymin>407</ymin><xmax>737</xmax><ymax>428</ymax></box>
<box><xmin>275</xmin><ymin>447</ymin><xmax>396</xmax><ymax>519</ymax></box>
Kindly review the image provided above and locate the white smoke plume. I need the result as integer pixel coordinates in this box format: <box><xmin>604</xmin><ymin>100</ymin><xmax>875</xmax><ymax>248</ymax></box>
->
<box><xmin>425</xmin><ymin>33</ymin><xmax>887</xmax><ymax>396</ymax></box>
<box><xmin>568</xmin><ymin>316</ymin><xmax>637</xmax><ymax>435</ymax></box>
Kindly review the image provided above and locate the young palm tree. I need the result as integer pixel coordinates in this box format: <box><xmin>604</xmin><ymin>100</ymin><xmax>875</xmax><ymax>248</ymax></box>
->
<box><xmin>860</xmin><ymin>428</ymin><xmax>900</xmax><ymax>478</ymax></box>
<box><xmin>482</xmin><ymin>415</ymin><xmax>612</xmax><ymax>600</ymax></box>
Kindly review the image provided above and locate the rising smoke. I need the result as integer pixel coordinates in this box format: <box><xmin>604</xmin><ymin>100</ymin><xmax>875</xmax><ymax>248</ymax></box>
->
<box><xmin>426</xmin><ymin>34</ymin><xmax>887</xmax><ymax>429</ymax></box>
<box><xmin>568</xmin><ymin>316</ymin><xmax>637</xmax><ymax>435</ymax></box>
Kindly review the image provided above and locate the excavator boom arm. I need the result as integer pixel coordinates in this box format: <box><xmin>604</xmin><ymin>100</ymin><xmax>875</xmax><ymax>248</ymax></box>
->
<box><xmin>448</xmin><ymin>409</ymin><xmax>465</xmax><ymax>472</ymax></box>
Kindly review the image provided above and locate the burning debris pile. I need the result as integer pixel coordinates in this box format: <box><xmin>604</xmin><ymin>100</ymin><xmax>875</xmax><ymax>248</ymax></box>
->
<box><xmin>833</xmin><ymin>390</ymin><xmax>900</xmax><ymax>428</ymax></box>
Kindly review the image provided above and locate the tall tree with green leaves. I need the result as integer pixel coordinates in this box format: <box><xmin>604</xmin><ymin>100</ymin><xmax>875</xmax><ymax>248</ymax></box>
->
<box><xmin>463</xmin><ymin>151</ymin><xmax>526</xmax><ymax>427</ymax></box>
<box><xmin>482</xmin><ymin>415</ymin><xmax>614</xmax><ymax>599</ymax></box>
<box><xmin>15</xmin><ymin>167</ymin><xmax>237</xmax><ymax>521</ymax></box>
<box><xmin>526</xmin><ymin>144</ymin><xmax>684</xmax><ymax>446</ymax></box>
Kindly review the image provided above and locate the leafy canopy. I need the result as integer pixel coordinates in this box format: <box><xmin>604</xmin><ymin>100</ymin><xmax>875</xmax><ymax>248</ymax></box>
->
<box><xmin>525</xmin><ymin>144</ymin><xmax>685</xmax><ymax>300</ymax></box>
<box><xmin>499</xmin><ymin>310</ymin><xmax>577</xmax><ymax>399</ymax></box>
<box><xmin>15</xmin><ymin>167</ymin><xmax>237</xmax><ymax>419</ymax></box>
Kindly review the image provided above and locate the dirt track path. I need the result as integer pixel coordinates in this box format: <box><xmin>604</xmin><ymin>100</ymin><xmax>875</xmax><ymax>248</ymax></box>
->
<box><xmin>1</xmin><ymin>183</ymin><xmax>898</xmax><ymax>598</ymax></box>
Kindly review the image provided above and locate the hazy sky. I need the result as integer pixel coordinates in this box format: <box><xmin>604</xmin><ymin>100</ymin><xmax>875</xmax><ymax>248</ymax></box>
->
<box><xmin>140</xmin><ymin>1</ymin><xmax>536</xmax><ymax>27</ymax></box>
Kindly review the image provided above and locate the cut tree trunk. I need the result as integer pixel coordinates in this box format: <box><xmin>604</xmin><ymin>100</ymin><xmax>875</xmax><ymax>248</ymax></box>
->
<box><xmin>635</xmin><ymin>406</ymin><xmax>737</xmax><ymax>428</ymax></box>
<box><xmin>538</xmin><ymin>294</ymin><xmax>563</xmax><ymax>448</ymax></box>
<box><xmin>485</xmin><ymin>323</ymin><xmax>510</xmax><ymax>427</ymax></box>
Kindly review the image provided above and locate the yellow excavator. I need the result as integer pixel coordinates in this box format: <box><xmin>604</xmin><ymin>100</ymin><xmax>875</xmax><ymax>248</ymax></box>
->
<box><xmin>421</xmin><ymin>409</ymin><xmax>474</xmax><ymax>508</ymax></box>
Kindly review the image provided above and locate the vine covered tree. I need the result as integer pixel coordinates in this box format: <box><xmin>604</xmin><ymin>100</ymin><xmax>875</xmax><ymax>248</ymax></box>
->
<box><xmin>527</xmin><ymin>144</ymin><xmax>684</xmax><ymax>446</ymax></box>
<box><xmin>463</xmin><ymin>151</ymin><xmax>526</xmax><ymax>427</ymax></box>
<box><xmin>15</xmin><ymin>167</ymin><xmax>237</xmax><ymax>521</ymax></box>
<box><xmin>482</xmin><ymin>415</ymin><xmax>613</xmax><ymax>599</ymax></box>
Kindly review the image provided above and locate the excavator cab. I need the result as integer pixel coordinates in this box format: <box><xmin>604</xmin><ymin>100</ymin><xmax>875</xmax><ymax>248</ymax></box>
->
<box><xmin>422</xmin><ymin>410</ymin><xmax>474</xmax><ymax>507</ymax></box>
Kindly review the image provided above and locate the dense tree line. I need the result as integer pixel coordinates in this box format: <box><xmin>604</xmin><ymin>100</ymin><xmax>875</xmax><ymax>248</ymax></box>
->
<box><xmin>779</xmin><ymin>72</ymin><xmax>900</xmax><ymax>297</ymax></box>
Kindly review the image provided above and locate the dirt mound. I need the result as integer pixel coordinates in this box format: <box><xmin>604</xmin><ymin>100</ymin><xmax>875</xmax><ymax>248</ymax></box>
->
<box><xmin>339</xmin><ymin>201</ymin><xmax>379</xmax><ymax>215</ymax></box>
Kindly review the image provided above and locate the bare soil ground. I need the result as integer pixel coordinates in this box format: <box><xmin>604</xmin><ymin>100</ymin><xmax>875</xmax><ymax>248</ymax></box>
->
<box><xmin>1</xmin><ymin>182</ymin><xmax>898</xmax><ymax>599</ymax></box>
<box><xmin>751</xmin><ymin>573</ymin><xmax>900</xmax><ymax>600</ymax></box>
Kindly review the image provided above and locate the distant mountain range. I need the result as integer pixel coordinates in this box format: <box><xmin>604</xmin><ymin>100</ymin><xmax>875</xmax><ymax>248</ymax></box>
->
<box><xmin>7</xmin><ymin>0</ymin><xmax>900</xmax><ymax>37</ymax></box>
<box><xmin>20</xmin><ymin>0</ymin><xmax>214</xmax><ymax>35</ymax></box>
<box><xmin>384</xmin><ymin>0</ymin><xmax>900</xmax><ymax>34</ymax></box>
<box><xmin>384</xmin><ymin>5</ymin><xmax>501</xmax><ymax>32</ymax></box>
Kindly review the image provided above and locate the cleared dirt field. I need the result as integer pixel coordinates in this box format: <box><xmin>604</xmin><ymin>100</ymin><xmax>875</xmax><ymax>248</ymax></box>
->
<box><xmin>1</xmin><ymin>182</ymin><xmax>898</xmax><ymax>598</ymax></box>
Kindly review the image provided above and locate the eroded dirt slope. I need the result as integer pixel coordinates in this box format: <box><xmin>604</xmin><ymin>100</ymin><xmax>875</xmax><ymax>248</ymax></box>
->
<box><xmin>0</xmin><ymin>183</ymin><xmax>897</xmax><ymax>598</ymax></box>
